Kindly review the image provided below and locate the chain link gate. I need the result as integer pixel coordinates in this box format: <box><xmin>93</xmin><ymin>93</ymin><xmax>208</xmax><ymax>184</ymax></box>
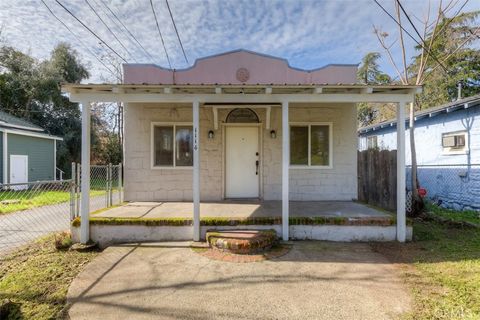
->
<box><xmin>71</xmin><ymin>163</ymin><xmax>123</xmax><ymax>218</ymax></box>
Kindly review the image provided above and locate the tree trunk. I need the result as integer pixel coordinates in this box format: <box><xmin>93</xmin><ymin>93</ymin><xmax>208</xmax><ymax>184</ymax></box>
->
<box><xmin>409</xmin><ymin>102</ymin><xmax>424</xmax><ymax>216</ymax></box>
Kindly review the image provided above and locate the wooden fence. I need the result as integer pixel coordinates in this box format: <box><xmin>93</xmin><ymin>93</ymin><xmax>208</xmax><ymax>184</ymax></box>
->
<box><xmin>358</xmin><ymin>149</ymin><xmax>397</xmax><ymax>212</ymax></box>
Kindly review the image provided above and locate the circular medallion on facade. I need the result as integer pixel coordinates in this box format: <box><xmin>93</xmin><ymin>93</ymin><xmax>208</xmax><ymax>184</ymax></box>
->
<box><xmin>236</xmin><ymin>67</ymin><xmax>250</xmax><ymax>82</ymax></box>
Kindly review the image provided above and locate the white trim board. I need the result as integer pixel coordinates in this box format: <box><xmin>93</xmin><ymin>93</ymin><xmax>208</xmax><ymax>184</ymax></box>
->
<box><xmin>2</xmin><ymin>132</ymin><xmax>7</xmax><ymax>184</ymax></box>
<box><xmin>0</xmin><ymin>128</ymin><xmax>63</xmax><ymax>141</ymax></box>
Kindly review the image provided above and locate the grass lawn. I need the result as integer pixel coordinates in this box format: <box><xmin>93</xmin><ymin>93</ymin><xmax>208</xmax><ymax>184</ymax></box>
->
<box><xmin>425</xmin><ymin>202</ymin><xmax>480</xmax><ymax>225</ymax></box>
<box><xmin>0</xmin><ymin>234</ymin><xmax>99</xmax><ymax>319</ymax></box>
<box><xmin>0</xmin><ymin>190</ymin><xmax>106</xmax><ymax>215</ymax></box>
<box><xmin>373</xmin><ymin>212</ymin><xmax>480</xmax><ymax>319</ymax></box>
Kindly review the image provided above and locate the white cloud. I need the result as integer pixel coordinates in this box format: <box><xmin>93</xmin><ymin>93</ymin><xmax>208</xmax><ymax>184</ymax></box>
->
<box><xmin>0</xmin><ymin>0</ymin><xmax>477</xmax><ymax>82</ymax></box>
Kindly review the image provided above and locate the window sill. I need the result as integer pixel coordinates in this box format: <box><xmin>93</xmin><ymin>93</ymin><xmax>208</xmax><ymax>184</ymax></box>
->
<box><xmin>441</xmin><ymin>149</ymin><xmax>469</xmax><ymax>156</ymax></box>
<box><xmin>151</xmin><ymin>166</ymin><xmax>193</xmax><ymax>170</ymax></box>
<box><xmin>289</xmin><ymin>165</ymin><xmax>333</xmax><ymax>170</ymax></box>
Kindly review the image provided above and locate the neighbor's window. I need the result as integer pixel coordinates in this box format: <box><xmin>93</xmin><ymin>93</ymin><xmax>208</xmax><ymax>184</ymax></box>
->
<box><xmin>290</xmin><ymin>124</ymin><xmax>331</xmax><ymax>167</ymax></box>
<box><xmin>442</xmin><ymin>131</ymin><xmax>467</xmax><ymax>154</ymax></box>
<box><xmin>367</xmin><ymin>136</ymin><xmax>378</xmax><ymax>149</ymax></box>
<box><xmin>153</xmin><ymin>124</ymin><xmax>193</xmax><ymax>167</ymax></box>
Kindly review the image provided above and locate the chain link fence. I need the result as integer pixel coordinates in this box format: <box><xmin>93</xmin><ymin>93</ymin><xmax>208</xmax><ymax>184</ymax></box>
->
<box><xmin>0</xmin><ymin>163</ymin><xmax>122</xmax><ymax>256</ymax></box>
<box><xmin>407</xmin><ymin>164</ymin><xmax>480</xmax><ymax>211</ymax></box>
<box><xmin>71</xmin><ymin>163</ymin><xmax>123</xmax><ymax>218</ymax></box>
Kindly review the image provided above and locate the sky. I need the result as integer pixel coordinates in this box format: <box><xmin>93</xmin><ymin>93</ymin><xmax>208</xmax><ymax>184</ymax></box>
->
<box><xmin>0</xmin><ymin>0</ymin><xmax>478</xmax><ymax>83</ymax></box>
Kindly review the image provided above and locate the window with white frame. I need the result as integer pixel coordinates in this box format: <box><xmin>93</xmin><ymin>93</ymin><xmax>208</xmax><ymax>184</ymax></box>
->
<box><xmin>152</xmin><ymin>123</ymin><xmax>193</xmax><ymax>167</ymax></box>
<box><xmin>442</xmin><ymin>131</ymin><xmax>467</xmax><ymax>154</ymax></box>
<box><xmin>290</xmin><ymin>123</ymin><xmax>332</xmax><ymax>167</ymax></box>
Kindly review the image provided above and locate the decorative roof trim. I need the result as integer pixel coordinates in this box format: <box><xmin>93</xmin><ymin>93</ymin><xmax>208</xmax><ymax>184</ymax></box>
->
<box><xmin>123</xmin><ymin>49</ymin><xmax>359</xmax><ymax>73</ymax></box>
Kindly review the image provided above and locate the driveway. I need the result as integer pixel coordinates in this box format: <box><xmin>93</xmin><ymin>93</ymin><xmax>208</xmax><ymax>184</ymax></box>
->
<box><xmin>67</xmin><ymin>241</ymin><xmax>411</xmax><ymax>320</ymax></box>
<box><xmin>0</xmin><ymin>192</ymin><xmax>117</xmax><ymax>255</ymax></box>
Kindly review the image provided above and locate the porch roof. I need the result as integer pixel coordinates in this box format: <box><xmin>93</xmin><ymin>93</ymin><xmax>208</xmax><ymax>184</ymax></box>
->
<box><xmin>62</xmin><ymin>83</ymin><xmax>421</xmax><ymax>104</ymax></box>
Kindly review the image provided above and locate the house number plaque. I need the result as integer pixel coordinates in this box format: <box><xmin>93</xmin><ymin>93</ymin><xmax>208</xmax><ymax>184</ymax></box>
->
<box><xmin>194</xmin><ymin>127</ymin><xmax>198</xmax><ymax>151</ymax></box>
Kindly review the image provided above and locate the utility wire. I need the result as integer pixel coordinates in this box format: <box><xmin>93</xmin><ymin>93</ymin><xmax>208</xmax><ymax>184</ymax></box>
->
<box><xmin>98</xmin><ymin>0</ymin><xmax>156</xmax><ymax>62</ymax></box>
<box><xmin>396</xmin><ymin>0</ymin><xmax>451</xmax><ymax>74</ymax></box>
<box><xmin>91</xmin><ymin>0</ymin><xmax>145</xmax><ymax>59</ymax></box>
<box><xmin>373</xmin><ymin>0</ymin><xmax>448</xmax><ymax>73</ymax></box>
<box><xmin>54</xmin><ymin>0</ymin><xmax>127</xmax><ymax>63</ymax></box>
<box><xmin>84</xmin><ymin>0</ymin><xmax>136</xmax><ymax>62</ymax></box>
<box><xmin>149</xmin><ymin>0</ymin><xmax>173</xmax><ymax>69</ymax></box>
<box><xmin>40</xmin><ymin>0</ymin><xmax>119</xmax><ymax>79</ymax></box>
<box><xmin>165</xmin><ymin>0</ymin><xmax>188</xmax><ymax>64</ymax></box>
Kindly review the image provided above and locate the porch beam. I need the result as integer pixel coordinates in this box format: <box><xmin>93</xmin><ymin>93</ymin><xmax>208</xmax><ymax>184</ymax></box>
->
<box><xmin>68</xmin><ymin>93</ymin><xmax>415</xmax><ymax>104</ymax></box>
<box><xmin>192</xmin><ymin>100</ymin><xmax>201</xmax><ymax>241</ymax></box>
<box><xmin>396</xmin><ymin>101</ymin><xmax>406</xmax><ymax>242</ymax></box>
<box><xmin>80</xmin><ymin>101</ymin><xmax>91</xmax><ymax>244</ymax></box>
<box><xmin>282</xmin><ymin>101</ymin><xmax>289</xmax><ymax>241</ymax></box>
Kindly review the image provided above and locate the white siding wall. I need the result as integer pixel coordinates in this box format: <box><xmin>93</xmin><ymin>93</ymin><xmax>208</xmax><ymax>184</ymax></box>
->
<box><xmin>124</xmin><ymin>103</ymin><xmax>357</xmax><ymax>202</ymax></box>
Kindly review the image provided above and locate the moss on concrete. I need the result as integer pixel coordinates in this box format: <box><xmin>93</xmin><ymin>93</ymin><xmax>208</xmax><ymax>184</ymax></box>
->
<box><xmin>70</xmin><ymin>215</ymin><xmax>399</xmax><ymax>227</ymax></box>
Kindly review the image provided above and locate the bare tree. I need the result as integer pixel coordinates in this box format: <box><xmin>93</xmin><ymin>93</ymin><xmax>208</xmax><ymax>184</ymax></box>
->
<box><xmin>373</xmin><ymin>0</ymin><xmax>477</xmax><ymax>216</ymax></box>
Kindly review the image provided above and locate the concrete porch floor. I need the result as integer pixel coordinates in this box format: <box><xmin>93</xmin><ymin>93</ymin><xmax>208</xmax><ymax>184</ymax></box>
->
<box><xmin>94</xmin><ymin>200</ymin><xmax>391</xmax><ymax>219</ymax></box>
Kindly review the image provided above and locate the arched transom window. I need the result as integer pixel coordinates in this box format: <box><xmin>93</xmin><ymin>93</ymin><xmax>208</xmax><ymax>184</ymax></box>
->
<box><xmin>226</xmin><ymin>108</ymin><xmax>259</xmax><ymax>123</ymax></box>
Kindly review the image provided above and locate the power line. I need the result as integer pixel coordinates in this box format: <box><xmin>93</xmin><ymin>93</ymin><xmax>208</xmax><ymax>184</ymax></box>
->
<box><xmin>84</xmin><ymin>0</ymin><xmax>136</xmax><ymax>63</ymax></box>
<box><xmin>98</xmin><ymin>0</ymin><xmax>156</xmax><ymax>62</ymax></box>
<box><xmin>149</xmin><ymin>0</ymin><xmax>173</xmax><ymax>69</ymax></box>
<box><xmin>54</xmin><ymin>0</ymin><xmax>127</xmax><ymax>63</ymax></box>
<box><xmin>91</xmin><ymin>0</ymin><xmax>145</xmax><ymax>59</ymax></box>
<box><xmin>40</xmin><ymin>0</ymin><xmax>119</xmax><ymax>79</ymax></box>
<box><xmin>396</xmin><ymin>0</ymin><xmax>451</xmax><ymax>74</ymax></box>
<box><xmin>165</xmin><ymin>0</ymin><xmax>188</xmax><ymax>64</ymax></box>
<box><xmin>373</xmin><ymin>0</ymin><xmax>448</xmax><ymax>73</ymax></box>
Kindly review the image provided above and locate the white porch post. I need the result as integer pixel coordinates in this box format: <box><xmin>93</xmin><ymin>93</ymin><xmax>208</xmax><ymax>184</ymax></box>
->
<box><xmin>192</xmin><ymin>100</ymin><xmax>201</xmax><ymax>241</ymax></box>
<box><xmin>396</xmin><ymin>101</ymin><xmax>406</xmax><ymax>242</ymax></box>
<box><xmin>80</xmin><ymin>101</ymin><xmax>91</xmax><ymax>244</ymax></box>
<box><xmin>282</xmin><ymin>101</ymin><xmax>289</xmax><ymax>241</ymax></box>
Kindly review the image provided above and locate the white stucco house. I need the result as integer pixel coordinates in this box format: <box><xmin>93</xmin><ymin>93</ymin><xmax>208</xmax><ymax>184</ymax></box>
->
<box><xmin>63</xmin><ymin>50</ymin><xmax>419</xmax><ymax>245</ymax></box>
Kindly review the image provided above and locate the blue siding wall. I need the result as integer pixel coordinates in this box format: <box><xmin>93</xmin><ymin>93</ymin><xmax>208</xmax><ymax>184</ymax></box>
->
<box><xmin>7</xmin><ymin>133</ymin><xmax>55</xmax><ymax>182</ymax></box>
<box><xmin>358</xmin><ymin>105</ymin><xmax>480</xmax><ymax>210</ymax></box>
<box><xmin>359</xmin><ymin>106</ymin><xmax>480</xmax><ymax>165</ymax></box>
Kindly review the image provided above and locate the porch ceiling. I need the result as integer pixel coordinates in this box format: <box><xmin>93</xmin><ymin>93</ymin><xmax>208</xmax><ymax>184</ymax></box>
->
<box><xmin>62</xmin><ymin>83</ymin><xmax>421</xmax><ymax>104</ymax></box>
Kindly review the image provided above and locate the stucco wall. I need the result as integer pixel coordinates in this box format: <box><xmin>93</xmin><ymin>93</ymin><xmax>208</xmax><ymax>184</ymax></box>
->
<box><xmin>124</xmin><ymin>103</ymin><xmax>358</xmax><ymax>202</ymax></box>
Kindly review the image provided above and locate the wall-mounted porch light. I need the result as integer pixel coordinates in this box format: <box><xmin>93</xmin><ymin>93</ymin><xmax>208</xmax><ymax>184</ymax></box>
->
<box><xmin>270</xmin><ymin>130</ymin><xmax>276</xmax><ymax>139</ymax></box>
<box><xmin>208</xmin><ymin>130</ymin><xmax>215</xmax><ymax>139</ymax></box>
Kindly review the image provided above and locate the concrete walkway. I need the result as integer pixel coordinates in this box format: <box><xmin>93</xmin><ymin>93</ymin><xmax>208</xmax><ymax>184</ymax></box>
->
<box><xmin>0</xmin><ymin>192</ymin><xmax>117</xmax><ymax>256</ymax></box>
<box><xmin>67</xmin><ymin>241</ymin><xmax>411</xmax><ymax>320</ymax></box>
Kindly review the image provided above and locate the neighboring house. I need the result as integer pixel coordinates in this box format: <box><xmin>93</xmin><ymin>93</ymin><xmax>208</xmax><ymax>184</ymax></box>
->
<box><xmin>0</xmin><ymin>110</ymin><xmax>63</xmax><ymax>185</ymax></box>
<box><xmin>63</xmin><ymin>49</ymin><xmax>418</xmax><ymax>243</ymax></box>
<box><xmin>358</xmin><ymin>95</ymin><xmax>480</xmax><ymax>210</ymax></box>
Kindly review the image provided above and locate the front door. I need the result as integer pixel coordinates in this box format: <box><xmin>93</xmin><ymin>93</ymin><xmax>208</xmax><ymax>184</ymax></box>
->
<box><xmin>225</xmin><ymin>126</ymin><xmax>259</xmax><ymax>198</ymax></box>
<box><xmin>10</xmin><ymin>155</ymin><xmax>28</xmax><ymax>190</ymax></box>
